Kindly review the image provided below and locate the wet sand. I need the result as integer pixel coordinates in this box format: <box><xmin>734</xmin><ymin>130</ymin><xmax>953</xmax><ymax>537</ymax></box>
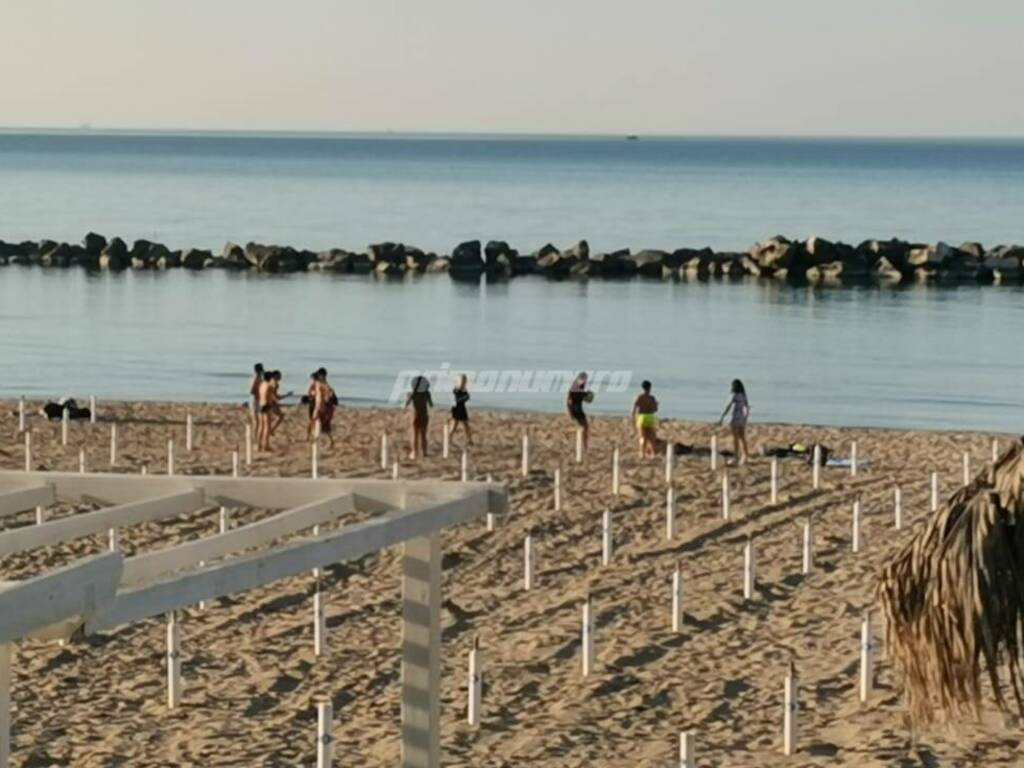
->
<box><xmin>1</xmin><ymin>399</ymin><xmax>1021</xmax><ymax>766</ymax></box>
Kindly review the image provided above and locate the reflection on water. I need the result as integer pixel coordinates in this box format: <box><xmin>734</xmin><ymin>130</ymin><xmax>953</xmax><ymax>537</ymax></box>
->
<box><xmin>0</xmin><ymin>268</ymin><xmax>1021</xmax><ymax>432</ymax></box>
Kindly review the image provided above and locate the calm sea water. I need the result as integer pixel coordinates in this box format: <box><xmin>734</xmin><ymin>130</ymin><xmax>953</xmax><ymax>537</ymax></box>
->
<box><xmin>0</xmin><ymin>132</ymin><xmax>1022</xmax><ymax>431</ymax></box>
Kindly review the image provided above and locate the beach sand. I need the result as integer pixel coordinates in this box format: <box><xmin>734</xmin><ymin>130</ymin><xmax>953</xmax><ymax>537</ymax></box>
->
<box><xmin>1</xmin><ymin>399</ymin><xmax>1021</xmax><ymax>766</ymax></box>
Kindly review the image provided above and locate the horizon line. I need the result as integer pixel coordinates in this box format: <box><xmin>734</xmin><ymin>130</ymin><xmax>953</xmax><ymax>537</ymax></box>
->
<box><xmin>1</xmin><ymin>125</ymin><xmax>1023</xmax><ymax>143</ymax></box>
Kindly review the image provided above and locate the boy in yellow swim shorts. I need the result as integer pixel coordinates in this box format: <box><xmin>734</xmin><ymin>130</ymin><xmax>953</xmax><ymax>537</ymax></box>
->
<box><xmin>631</xmin><ymin>380</ymin><xmax>659</xmax><ymax>458</ymax></box>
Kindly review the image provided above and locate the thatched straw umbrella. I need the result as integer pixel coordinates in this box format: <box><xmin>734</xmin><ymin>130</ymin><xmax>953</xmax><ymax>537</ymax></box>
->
<box><xmin>878</xmin><ymin>437</ymin><xmax>1024</xmax><ymax>725</ymax></box>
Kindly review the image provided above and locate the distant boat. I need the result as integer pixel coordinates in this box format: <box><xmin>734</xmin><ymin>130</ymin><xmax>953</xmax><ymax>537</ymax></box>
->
<box><xmin>626</xmin><ymin>135</ymin><xmax>639</xmax><ymax>141</ymax></box>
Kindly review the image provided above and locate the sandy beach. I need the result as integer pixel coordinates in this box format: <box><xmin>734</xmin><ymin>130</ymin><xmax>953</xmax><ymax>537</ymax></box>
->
<box><xmin>1</xmin><ymin>399</ymin><xmax>1021</xmax><ymax>766</ymax></box>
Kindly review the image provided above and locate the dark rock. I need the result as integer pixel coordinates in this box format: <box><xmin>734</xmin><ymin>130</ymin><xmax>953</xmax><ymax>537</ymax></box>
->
<box><xmin>533</xmin><ymin>243</ymin><xmax>559</xmax><ymax>260</ymax></box>
<box><xmin>981</xmin><ymin>245</ymin><xmax>1023</xmax><ymax>282</ymax></box>
<box><xmin>37</xmin><ymin>239</ymin><xmax>58</xmax><ymax>257</ymax></box>
<box><xmin>959</xmin><ymin>241</ymin><xmax>985</xmax><ymax>259</ymax></box>
<box><xmin>368</xmin><ymin>242</ymin><xmax>406</xmax><ymax>268</ymax></box>
<box><xmin>484</xmin><ymin>241</ymin><xmax>515</xmax><ymax>274</ymax></box>
<box><xmin>872</xmin><ymin>256</ymin><xmax>903</xmax><ymax>282</ymax></box>
<box><xmin>665</xmin><ymin>247</ymin><xmax>711</xmax><ymax>269</ymax></box>
<box><xmin>99</xmin><ymin>237</ymin><xmax>128</xmax><ymax>270</ymax></box>
<box><xmin>592</xmin><ymin>249</ymin><xmax>637</xmax><ymax>278</ymax></box>
<box><xmin>311</xmin><ymin>248</ymin><xmax>354</xmax><ymax>273</ymax></box>
<box><xmin>349</xmin><ymin>251</ymin><xmax>372</xmax><ymax>273</ymax></box>
<box><xmin>129</xmin><ymin>239</ymin><xmax>152</xmax><ymax>263</ymax></box>
<box><xmin>244</xmin><ymin>243</ymin><xmax>307</xmax><ymax>273</ymax></box>
<box><xmin>82</xmin><ymin>232</ymin><xmax>107</xmax><ymax>257</ymax></box>
<box><xmin>222</xmin><ymin>242</ymin><xmax>248</xmax><ymax>266</ymax></box>
<box><xmin>631</xmin><ymin>249</ymin><xmax>668</xmax><ymax>278</ymax></box>
<box><xmin>40</xmin><ymin>242</ymin><xmax>73</xmax><ymax>268</ymax></box>
<box><xmin>0</xmin><ymin>241</ymin><xmax>31</xmax><ymax>259</ymax></box>
<box><xmin>157</xmin><ymin>249</ymin><xmax>182</xmax><ymax>269</ymax></box>
<box><xmin>450</xmin><ymin>240</ymin><xmax>483</xmax><ymax>276</ymax></box>
<box><xmin>512</xmin><ymin>252</ymin><xmax>536</xmax><ymax>275</ymax></box>
<box><xmin>749</xmin><ymin>237</ymin><xmax>812</xmax><ymax>279</ymax></box>
<box><xmin>405</xmin><ymin>246</ymin><xmax>433</xmax><ymax>272</ymax></box>
<box><xmin>563</xmin><ymin>240</ymin><xmax>589</xmax><ymax>261</ymax></box>
<box><xmin>182</xmin><ymin>248</ymin><xmax>212</xmax><ymax>270</ymax></box>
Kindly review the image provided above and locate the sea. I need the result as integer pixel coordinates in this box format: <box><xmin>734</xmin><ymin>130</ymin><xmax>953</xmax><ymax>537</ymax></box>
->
<box><xmin>1</xmin><ymin>131</ymin><xmax>1022</xmax><ymax>432</ymax></box>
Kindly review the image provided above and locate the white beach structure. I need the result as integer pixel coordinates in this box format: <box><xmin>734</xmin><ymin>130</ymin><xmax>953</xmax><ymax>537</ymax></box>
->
<box><xmin>0</xmin><ymin>469</ymin><xmax>507</xmax><ymax>768</ymax></box>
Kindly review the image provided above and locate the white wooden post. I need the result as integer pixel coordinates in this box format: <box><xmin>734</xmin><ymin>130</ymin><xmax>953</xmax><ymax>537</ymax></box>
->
<box><xmin>679</xmin><ymin>731</ymin><xmax>695</xmax><ymax>768</ymax></box>
<box><xmin>313</xmin><ymin>418</ymin><xmax>322</xmax><ymax>442</ymax></box>
<box><xmin>167</xmin><ymin>611</ymin><xmax>181</xmax><ymax>709</ymax></box>
<box><xmin>317</xmin><ymin>699</ymin><xmax>334</xmax><ymax>768</ymax></box>
<box><xmin>576</xmin><ymin>427</ymin><xmax>584</xmax><ymax>464</ymax></box>
<box><xmin>78</xmin><ymin>449</ymin><xmax>86</xmax><ymax>474</ymax></box>
<box><xmin>783</xmin><ymin>665</ymin><xmax>798</xmax><ymax>755</ymax></box>
<box><xmin>141</xmin><ymin>464</ymin><xmax>148</xmax><ymax>475</ymax></box>
<box><xmin>380</xmin><ymin>433</ymin><xmax>388</xmax><ymax>470</ymax></box>
<box><xmin>962</xmin><ymin>452</ymin><xmax>970</xmax><ymax>487</ymax></box>
<box><xmin>314</xmin><ymin>582</ymin><xmax>326</xmax><ymax>656</ymax></box>
<box><xmin>852</xmin><ymin>498</ymin><xmax>862</xmax><ymax>554</ymax></box>
<box><xmin>442</xmin><ymin>423</ymin><xmax>449</xmax><ymax>459</ymax></box>
<box><xmin>601</xmin><ymin>510</ymin><xmax>613</xmax><ymax>566</ymax></box>
<box><xmin>521</xmin><ymin>433</ymin><xmax>529</xmax><ymax>477</ymax></box>
<box><xmin>61</xmin><ymin>408</ymin><xmax>69</xmax><ymax>446</ymax></box>
<box><xmin>17</xmin><ymin>397</ymin><xmax>25</xmax><ymax>433</ymax></box>
<box><xmin>400</xmin><ymin>531</ymin><xmax>441</xmax><ymax>768</ymax></box>
<box><xmin>930</xmin><ymin>471</ymin><xmax>938</xmax><ymax>512</ymax></box>
<box><xmin>992</xmin><ymin>438</ymin><xmax>1000</xmax><ymax>463</ymax></box>
<box><xmin>35</xmin><ymin>506</ymin><xmax>45</xmax><ymax>526</ymax></box>
<box><xmin>245</xmin><ymin>423</ymin><xmax>253</xmax><ymax>466</ymax></box>
<box><xmin>467</xmin><ymin>637</ymin><xmax>482</xmax><ymax>727</ymax></box>
<box><xmin>612</xmin><ymin>446</ymin><xmax>620</xmax><ymax>495</ymax></box>
<box><xmin>665</xmin><ymin>442</ymin><xmax>673</xmax><ymax>483</ymax></box>
<box><xmin>110</xmin><ymin>424</ymin><xmax>117</xmax><ymax>466</ymax></box>
<box><xmin>553</xmin><ymin>468</ymin><xmax>561</xmax><ymax>511</ymax></box>
<box><xmin>801</xmin><ymin>519</ymin><xmax>813</xmax><ymax>575</ymax></box>
<box><xmin>485</xmin><ymin>475</ymin><xmax>495</xmax><ymax>531</ymax></box>
<box><xmin>672</xmin><ymin>564</ymin><xmax>684</xmax><ymax>633</ymax></box>
<box><xmin>460</xmin><ymin>451</ymin><xmax>468</xmax><ymax>482</ymax></box>
<box><xmin>859</xmin><ymin>612</ymin><xmax>873</xmax><ymax>703</ymax></box>
<box><xmin>710</xmin><ymin>434</ymin><xmax>718</xmax><ymax>471</ymax></box>
<box><xmin>894</xmin><ymin>486</ymin><xmax>902</xmax><ymax>530</ymax></box>
<box><xmin>219</xmin><ymin>506</ymin><xmax>230</xmax><ymax>534</ymax></box>
<box><xmin>393</xmin><ymin>460</ymin><xmax>399</xmax><ymax>480</ymax></box>
<box><xmin>89</xmin><ymin>395</ymin><xmax>97</xmax><ymax>424</ymax></box>
<box><xmin>666</xmin><ymin>487</ymin><xmax>676</xmax><ymax>540</ymax></box>
<box><xmin>743</xmin><ymin>540</ymin><xmax>755</xmax><ymax>600</ymax></box>
<box><xmin>108</xmin><ymin>527</ymin><xmax>118</xmax><ymax>552</ymax></box>
<box><xmin>770</xmin><ymin>457</ymin><xmax>778</xmax><ymax>504</ymax></box>
<box><xmin>23</xmin><ymin>431</ymin><xmax>30</xmax><ymax>473</ymax></box>
<box><xmin>812</xmin><ymin>445</ymin><xmax>821</xmax><ymax>490</ymax></box>
<box><xmin>232</xmin><ymin>450</ymin><xmax>240</xmax><ymax>478</ymax></box>
<box><xmin>0</xmin><ymin>642</ymin><xmax>10</xmax><ymax>768</ymax></box>
<box><xmin>523</xmin><ymin>536</ymin><xmax>534</xmax><ymax>590</ymax></box>
<box><xmin>850</xmin><ymin>440</ymin><xmax>858</xmax><ymax>477</ymax></box>
<box><xmin>167</xmin><ymin>439</ymin><xmax>175</xmax><ymax>476</ymax></box>
<box><xmin>581</xmin><ymin>596</ymin><xmax>594</xmax><ymax>677</ymax></box>
<box><xmin>721</xmin><ymin>472</ymin><xmax>730</xmax><ymax>521</ymax></box>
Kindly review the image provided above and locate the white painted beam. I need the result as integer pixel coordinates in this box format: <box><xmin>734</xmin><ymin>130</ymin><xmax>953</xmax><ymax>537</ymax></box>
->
<box><xmin>0</xmin><ymin>485</ymin><xmax>55</xmax><ymax>520</ymax></box>
<box><xmin>0</xmin><ymin>552</ymin><xmax>123</xmax><ymax>643</ymax></box>
<box><xmin>121</xmin><ymin>494</ymin><xmax>357</xmax><ymax>586</ymax></box>
<box><xmin>0</xmin><ymin>490</ymin><xmax>204</xmax><ymax>557</ymax></box>
<box><xmin>86</xmin><ymin>491</ymin><xmax>494</xmax><ymax>632</ymax></box>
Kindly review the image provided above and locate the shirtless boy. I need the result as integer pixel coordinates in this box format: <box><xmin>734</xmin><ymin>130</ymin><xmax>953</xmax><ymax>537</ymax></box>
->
<box><xmin>631</xmin><ymin>380</ymin><xmax>659</xmax><ymax>458</ymax></box>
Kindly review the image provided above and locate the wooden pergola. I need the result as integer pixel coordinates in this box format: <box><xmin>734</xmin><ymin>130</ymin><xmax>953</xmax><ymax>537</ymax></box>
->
<box><xmin>0</xmin><ymin>470</ymin><xmax>507</xmax><ymax>768</ymax></box>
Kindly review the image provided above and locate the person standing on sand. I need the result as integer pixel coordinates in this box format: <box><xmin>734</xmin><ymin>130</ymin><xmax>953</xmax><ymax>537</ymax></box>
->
<box><xmin>304</xmin><ymin>370</ymin><xmax>319</xmax><ymax>440</ymax></box>
<box><xmin>448</xmin><ymin>373</ymin><xmax>472</xmax><ymax>446</ymax></box>
<box><xmin>257</xmin><ymin>371</ymin><xmax>285</xmax><ymax>451</ymax></box>
<box><xmin>718</xmin><ymin>379</ymin><xmax>751</xmax><ymax>466</ymax></box>
<box><xmin>312</xmin><ymin>368</ymin><xmax>337</xmax><ymax>448</ymax></box>
<box><xmin>566</xmin><ymin>372</ymin><xmax>592</xmax><ymax>452</ymax></box>
<box><xmin>249</xmin><ymin>363</ymin><xmax>265</xmax><ymax>421</ymax></box>
<box><xmin>631</xmin><ymin>380</ymin><xmax>659</xmax><ymax>458</ymax></box>
<box><xmin>405</xmin><ymin>375</ymin><xmax>433</xmax><ymax>460</ymax></box>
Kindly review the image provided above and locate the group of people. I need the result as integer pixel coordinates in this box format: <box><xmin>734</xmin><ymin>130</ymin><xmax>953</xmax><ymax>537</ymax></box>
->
<box><xmin>249</xmin><ymin>363</ymin><xmax>338</xmax><ymax>451</ymax></box>
<box><xmin>249</xmin><ymin>362</ymin><xmax>751</xmax><ymax>465</ymax></box>
<box><xmin>570</xmin><ymin>372</ymin><xmax>752</xmax><ymax>465</ymax></box>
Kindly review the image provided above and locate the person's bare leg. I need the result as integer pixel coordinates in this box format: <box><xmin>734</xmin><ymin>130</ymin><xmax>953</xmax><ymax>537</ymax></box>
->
<box><xmin>420</xmin><ymin>422</ymin><xmax>429</xmax><ymax>457</ymax></box>
<box><xmin>583</xmin><ymin>423</ymin><xmax>589</xmax><ymax>451</ymax></box>
<box><xmin>731</xmin><ymin>426</ymin><xmax>741</xmax><ymax>465</ymax></box>
<box><xmin>409</xmin><ymin>423</ymin><xmax>418</xmax><ymax>460</ymax></box>
<box><xmin>739</xmin><ymin>428</ymin><xmax>749</xmax><ymax>465</ymax></box>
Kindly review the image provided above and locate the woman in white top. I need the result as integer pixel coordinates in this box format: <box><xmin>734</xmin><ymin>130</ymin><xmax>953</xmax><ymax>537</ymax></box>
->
<box><xmin>718</xmin><ymin>379</ymin><xmax>751</xmax><ymax>465</ymax></box>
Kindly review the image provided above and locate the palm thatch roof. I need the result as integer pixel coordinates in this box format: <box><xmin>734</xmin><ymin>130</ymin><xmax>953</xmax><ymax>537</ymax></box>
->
<box><xmin>878</xmin><ymin>437</ymin><xmax>1024</xmax><ymax>726</ymax></box>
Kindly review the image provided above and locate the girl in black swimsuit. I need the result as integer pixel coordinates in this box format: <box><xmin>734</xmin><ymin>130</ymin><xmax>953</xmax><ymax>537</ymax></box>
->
<box><xmin>448</xmin><ymin>373</ymin><xmax>472</xmax><ymax>446</ymax></box>
<box><xmin>566</xmin><ymin>371</ymin><xmax>592</xmax><ymax>451</ymax></box>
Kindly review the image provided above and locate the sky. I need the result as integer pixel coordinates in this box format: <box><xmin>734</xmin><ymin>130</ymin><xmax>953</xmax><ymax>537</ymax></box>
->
<box><xmin>3</xmin><ymin>0</ymin><xmax>1023</xmax><ymax>137</ymax></box>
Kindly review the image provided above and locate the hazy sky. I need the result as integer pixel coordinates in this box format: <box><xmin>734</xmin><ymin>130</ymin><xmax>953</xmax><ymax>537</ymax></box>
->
<box><xmin>5</xmin><ymin>0</ymin><xmax>1023</xmax><ymax>136</ymax></box>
